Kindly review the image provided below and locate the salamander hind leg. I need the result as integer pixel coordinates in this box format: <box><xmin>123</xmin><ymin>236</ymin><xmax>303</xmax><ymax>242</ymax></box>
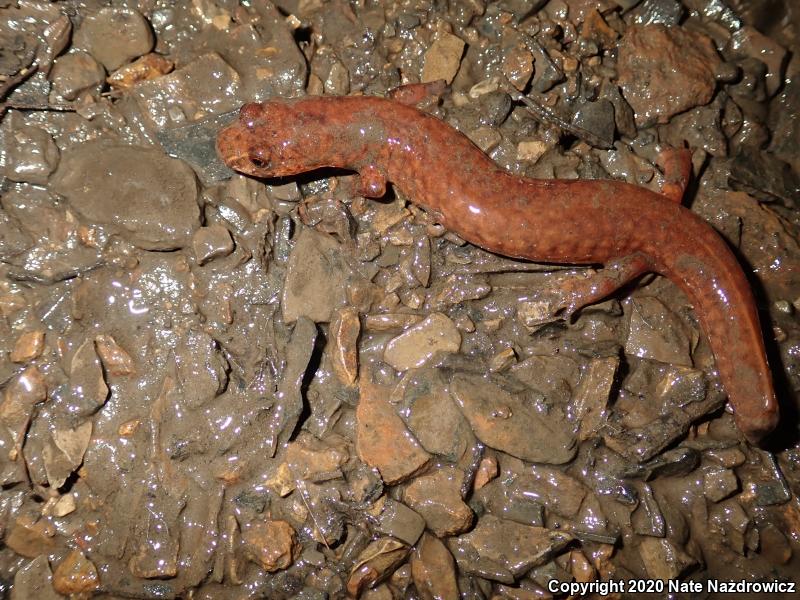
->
<box><xmin>553</xmin><ymin>253</ymin><xmax>654</xmax><ymax>319</ymax></box>
<box><xmin>357</xmin><ymin>164</ymin><xmax>388</xmax><ymax>198</ymax></box>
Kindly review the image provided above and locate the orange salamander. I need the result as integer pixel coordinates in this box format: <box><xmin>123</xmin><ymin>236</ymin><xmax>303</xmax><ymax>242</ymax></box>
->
<box><xmin>216</xmin><ymin>93</ymin><xmax>779</xmax><ymax>444</ymax></box>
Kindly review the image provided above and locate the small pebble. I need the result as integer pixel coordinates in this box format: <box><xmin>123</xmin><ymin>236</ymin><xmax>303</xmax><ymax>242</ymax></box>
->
<box><xmin>10</xmin><ymin>330</ymin><xmax>45</xmax><ymax>363</ymax></box>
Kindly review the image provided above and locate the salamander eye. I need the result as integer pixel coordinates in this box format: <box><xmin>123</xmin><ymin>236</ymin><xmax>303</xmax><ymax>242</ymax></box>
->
<box><xmin>248</xmin><ymin>148</ymin><xmax>270</xmax><ymax>170</ymax></box>
<box><xmin>239</xmin><ymin>103</ymin><xmax>263</xmax><ymax>128</ymax></box>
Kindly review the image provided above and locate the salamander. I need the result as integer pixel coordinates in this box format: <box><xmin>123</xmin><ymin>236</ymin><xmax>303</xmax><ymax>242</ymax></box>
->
<box><xmin>216</xmin><ymin>94</ymin><xmax>779</xmax><ymax>444</ymax></box>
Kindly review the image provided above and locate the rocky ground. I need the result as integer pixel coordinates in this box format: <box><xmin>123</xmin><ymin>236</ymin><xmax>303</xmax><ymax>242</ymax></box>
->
<box><xmin>0</xmin><ymin>0</ymin><xmax>798</xmax><ymax>598</ymax></box>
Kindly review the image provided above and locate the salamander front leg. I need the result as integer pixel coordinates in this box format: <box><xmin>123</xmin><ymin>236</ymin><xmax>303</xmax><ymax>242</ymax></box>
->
<box><xmin>357</xmin><ymin>164</ymin><xmax>388</xmax><ymax>198</ymax></box>
<box><xmin>554</xmin><ymin>253</ymin><xmax>653</xmax><ymax>319</ymax></box>
<box><xmin>657</xmin><ymin>146</ymin><xmax>692</xmax><ymax>204</ymax></box>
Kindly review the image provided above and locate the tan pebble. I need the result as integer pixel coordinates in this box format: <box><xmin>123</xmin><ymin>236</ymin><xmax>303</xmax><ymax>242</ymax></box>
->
<box><xmin>479</xmin><ymin>317</ymin><xmax>502</xmax><ymax>332</ymax></box>
<box><xmin>422</xmin><ymin>33</ymin><xmax>465</xmax><ymax>84</ymax></box>
<box><xmin>473</xmin><ymin>456</ymin><xmax>499</xmax><ymax>490</ymax></box>
<box><xmin>364</xmin><ymin>313</ymin><xmax>423</xmax><ymax>331</ymax></box>
<box><xmin>489</xmin><ymin>347</ymin><xmax>516</xmax><ymax>372</ymax></box>
<box><xmin>53</xmin><ymin>550</ymin><xmax>99</xmax><ymax>595</ymax></box>
<box><xmin>106</xmin><ymin>53</ymin><xmax>174</xmax><ymax>90</ymax></box>
<box><xmin>265</xmin><ymin>462</ymin><xmax>295</xmax><ymax>497</ymax></box>
<box><xmin>503</xmin><ymin>45</ymin><xmax>534</xmax><ymax>90</ymax></box>
<box><xmin>411</xmin><ymin>533</ymin><xmax>459</xmax><ymax>600</ymax></box>
<box><xmin>242</xmin><ymin>520</ymin><xmax>298</xmax><ymax>572</ymax></box>
<box><xmin>356</xmin><ymin>378</ymin><xmax>431</xmax><ymax>485</ymax></box>
<box><xmin>516</xmin><ymin>140</ymin><xmax>549</xmax><ymax>163</ymax></box>
<box><xmin>10</xmin><ymin>331</ymin><xmax>45</xmax><ymax>363</ymax></box>
<box><xmin>94</xmin><ymin>334</ymin><xmax>135</xmax><ymax>375</ymax></box>
<box><xmin>562</xmin><ymin>56</ymin><xmax>579</xmax><ymax>73</ymax></box>
<box><xmin>330</xmin><ymin>307</ymin><xmax>360</xmax><ymax>386</ymax></box>
<box><xmin>4</xmin><ymin>515</ymin><xmax>57</xmax><ymax>558</ymax></box>
<box><xmin>52</xmin><ymin>494</ymin><xmax>77</xmax><ymax>517</ymax></box>
<box><xmin>468</xmin><ymin>77</ymin><xmax>500</xmax><ymax>99</ymax></box>
<box><xmin>570</xmin><ymin>549</ymin><xmax>595</xmax><ymax>582</ymax></box>
<box><xmin>118</xmin><ymin>419</ymin><xmax>141</xmax><ymax>436</ymax></box>
<box><xmin>384</xmin><ymin>313</ymin><xmax>460</xmax><ymax>371</ymax></box>
<box><xmin>0</xmin><ymin>294</ymin><xmax>26</xmax><ymax>317</ymax></box>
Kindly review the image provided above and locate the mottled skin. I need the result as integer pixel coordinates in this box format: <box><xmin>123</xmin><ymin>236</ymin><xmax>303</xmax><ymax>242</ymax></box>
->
<box><xmin>217</xmin><ymin>95</ymin><xmax>779</xmax><ymax>443</ymax></box>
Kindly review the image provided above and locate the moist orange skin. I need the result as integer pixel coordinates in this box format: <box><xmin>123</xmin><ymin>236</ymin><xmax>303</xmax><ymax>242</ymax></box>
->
<box><xmin>217</xmin><ymin>95</ymin><xmax>779</xmax><ymax>443</ymax></box>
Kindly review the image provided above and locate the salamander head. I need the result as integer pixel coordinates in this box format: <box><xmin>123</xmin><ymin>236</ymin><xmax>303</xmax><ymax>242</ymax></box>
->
<box><xmin>216</xmin><ymin>101</ymin><xmax>313</xmax><ymax>178</ymax></box>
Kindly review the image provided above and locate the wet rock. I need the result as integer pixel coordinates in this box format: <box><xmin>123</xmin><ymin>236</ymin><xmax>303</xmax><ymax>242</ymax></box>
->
<box><xmin>107</xmin><ymin>53</ymin><xmax>174</xmax><ymax>91</ymax></box>
<box><xmin>581</xmin><ymin>9</ymin><xmax>619</xmax><ymax>49</ymax></box>
<box><xmin>404</xmin><ymin>368</ymin><xmax>473</xmax><ymax>460</ymax></box>
<box><xmin>330</xmin><ymin>307</ymin><xmax>360</xmax><ymax>386</ymax></box>
<box><xmin>473</xmin><ymin>456</ymin><xmax>499</xmax><ymax>491</ymax></box>
<box><xmin>11</xmin><ymin>555</ymin><xmax>61</xmax><ymax>600</ymax></box>
<box><xmin>706</xmin><ymin>447</ymin><xmax>746</xmax><ymax>468</ymax></box>
<box><xmin>132</xmin><ymin>52</ymin><xmax>242</xmax><ymax>132</ymax></box>
<box><xmin>572</xmin><ymin>356</ymin><xmax>618</xmax><ymax>440</ymax></box>
<box><xmin>192</xmin><ymin>225</ymin><xmax>234</xmax><ymax>265</ymax></box>
<box><xmin>727</xmin><ymin>26</ymin><xmax>787</xmax><ymax>98</ymax></box>
<box><xmin>604</xmin><ymin>391</ymin><xmax>725</xmax><ymax>462</ymax></box>
<box><xmin>286</xmin><ymin>432</ymin><xmax>349</xmax><ymax>481</ymax></box>
<box><xmin>422</xmin><ymin>33</ymin><xmax>465</xmax><ymax>84</ymax></box>
<box><xmin>371</xmin><ymin>497</ymin><xmax>426</xmax><ymax>545</ymax></box>
<box><xmin>48</xmin><ymin>51</ymin><xmax>105</xmax><ymax>101</ymax></box>
<box><xmin>709</xmin><ymin>498</ymin><xmax>753</xmax><ymax>554</ymax></box>
<box><xmin>4</xmin><ymin>514</ymin><xmax>57</xmax><ymax>558</ymax></box>
<box><xmin>268</xmin><ymin>317</ymin><xmax>318</xmax><ymax>452</ymax></box>
<box><xmin>175</xmin><ymin>330</ymin><xmax>228</xmax><ymax>409</ymax></box>
<box><xmin>283</xmin><ymin>228</ymin><xmax>349</xmax><ymax>324</ymax></box>
<box><xmin>411</xmin><ymin>533</ymin><xmax>460</xmax><ymax>600</ymax></box>
<box><xmin>52</xmin><ymin>140</ymin><xmax>200</xmax><ymax>250</ymax></box>
<box><xmin>4</xmin><ymin>125</ymin><xmax>60</xmax><ymax>185</ymax></box>
<box><xmin>347</xmin><ymin>538</ymin><xmax>410</xmax><ymax>597</ymax></box>
<box><xmin>94</xmin><ymin>334</ymin><xmax>135</xmax><ymax>376</ymax></box>
<box><xmin>67</xmin><ymin>338</ymin><xmax>108</xmax><ymax>416</ymax></box>
<box><xmin>530</xmin><ymin>43</ymin><xmax>564</xmax><ymax>93</ymax></box>
<box><xmin>193</xmin><ymin>0</ymin><xmax>306</xmax><ymax>101</ymax></box>
<box><xmin>450</xmin><ymin>373</ymin><xmax>576</xmax><ymax>464</ymax></box>
<box><xmin>511</xmin><ymin>354</ymin><xmax>580</xmax><ymax>405</ymax></box>
<box><xmin>768</xmin><ymin>80</ymin><xmax>800</xmax><ymax>172</ymax></box>
<box><xmin>489</xmin><ymin>347</ymin><xmax>517</xmax><ymax>372</ymax></box>
<box><xmin>51</xmin><ymin>493</ymin><xmax>76</xmax><ymax>518</ymax></box>
<box><xmin>52</xmin><ymin>550</ymin><xmax>100</xmax><ymax>595</ymax></box>
<box><xmin>403</xmin><ymin>467</ymin><xmax>474</xmax><ymax>537</ymax></box>
<box><xmin>0</xmin><ymin>367</ymin><xmax>46</xmax><ymax>478</ymax></box>
<box><xmin>384</xmin><ymin>313</ymin><xmax>461</xmax><ymax>371</ymax></box>
<box><xmin>617</xmin><ymin>25</ymin><xmax>721</xmax><ymax>127</ymax></box>
<box><xmin>726</xmin><ymin>148</ymin><xmax>799</xmax><ymax>205</ymax></box>
<box><xmin>45</xmin><ymin>421</ymin><xmax>92</xmax><ymax>489</ymax></box>
<box><xmin>516</xmin><ymin>140</ymin><xmax>550</xmax><ymax>164</ymax></box>
<box><xmin>517</xmin><ymin>298</ymin><xmax>561</xmax><ymax>331</ymax></box>
<box><xmin>502</xmin><ymin>30</ymin><xmax>534</xmax><ymax>91</ymax></box>
<box><xmin>759</xmin><ymin>524</ymin><xmax>791</xmax><ymax>565</ymax></box>
<box><xmin>643</xmin><ymin>447</ymin><xmax>700</xmax><ymax>479</ymax></box>
<box><xmin>450</xmin><ymin>515</ymin><xmax>573</xmax><ymax>581</ymax></box>
<box><xmin>704</xmin><ymin>468</ymin><xmax>739</xmax><ymax>502</ymax></box>
<box><xmin>512</xmin><ymin>466</ymin><xmax>589</xmax><ymax>518</ymax></box>
<box><xmin>600</xmin><ymin>80</ymin><xmax>637</xmax><ymax>138</ymax></box>
<box><xmin>10</xmin><ymin>330</ymin><xmax>45</xmax><ymax>363</ymax></box>
<box><xmin>242</xmin><ymin>519</ymin><xmax>298</xmax><ymax>572</ymax></box>
<box><xmin>624</xmin><ymin>296</ymin><xmax>694</xmax><ymax>367</ymax></box>
<box><xmin>629</xmin><ymin>0</ymin><xmax>684</xmax><ymax>25</ymax></box>
<box><xmin>631</xmin><ymin>482</ymin><xmax>665</xmax><ymax>537</ymax></box>
<box><xmin>356</xmin><ymin>379</ymin><xmax>431</xmax><ymax>485</ymax></box>
<box><xmin>572</xmin><ymin>99</ymin><xmax>616</xmax><ymax>149</ymax></box>
<box><xmin>74</xmin><ymin>8</ymin><xmax>154</xmax><ymax>71</ymax></box>
<box><xmin>638</xmin><ymin>537</ymin><xmax>697</xmax><ymax>579</ymax></box>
